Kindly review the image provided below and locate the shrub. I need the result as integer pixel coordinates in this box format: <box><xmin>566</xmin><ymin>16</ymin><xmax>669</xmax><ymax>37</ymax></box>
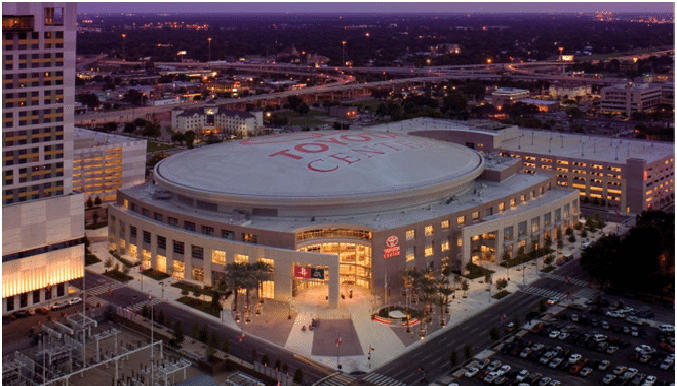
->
<box><xmin>464</xmin><ymin>344</ymin><xmax>473</xmax><ymax>360</ymax></box>
<box><xmin>492</xmin><ymin>290</ymin><xmax>511</xmax><ymax>299</ymax></box>
<box><xmin>489</xmin><ymin>326</ymin><xmax>501</xmax><ymax>341</ymax></box>
<box><xmin>293</xmin><ymin>369</ymin><xmax>303</xmax><ymax>384</ymax></box>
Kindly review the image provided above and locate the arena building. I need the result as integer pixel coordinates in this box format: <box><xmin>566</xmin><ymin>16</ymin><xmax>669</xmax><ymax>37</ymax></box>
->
<box><xmin>108</xmin><ymin>130</ymin><xmax>579</xmax><ymax>308</ymax></box>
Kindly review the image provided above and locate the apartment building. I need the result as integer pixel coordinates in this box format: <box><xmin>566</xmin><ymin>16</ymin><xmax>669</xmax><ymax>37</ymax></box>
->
<box><xmin>2</xmin><ymin>3</ymin><xmax>84</xmax><ymax>313</ymax></box>
<box><xmin>600</xmin><ymin>82</ymin><xmax>664</xmax><ymax>115</ymax></box>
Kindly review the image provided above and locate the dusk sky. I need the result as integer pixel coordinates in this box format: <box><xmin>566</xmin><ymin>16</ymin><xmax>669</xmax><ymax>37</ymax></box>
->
<box><xmin>77</xmin><ymin>2</ymin><xmax>675</xmax><ymax>15</ymax></box>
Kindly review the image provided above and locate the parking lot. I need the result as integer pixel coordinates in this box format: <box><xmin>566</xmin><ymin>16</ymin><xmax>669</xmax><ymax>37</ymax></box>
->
<box><xmin>454</xmin><ymin>301</ymin><xmax>675</xmax><ymax>386</ymax></box>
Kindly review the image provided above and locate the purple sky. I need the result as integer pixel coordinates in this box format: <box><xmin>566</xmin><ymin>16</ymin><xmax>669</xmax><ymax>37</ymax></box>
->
<box><xmin>77</xmin><ymin>2</ymin><xmax>675</xmax><ymax>15</ymax></box>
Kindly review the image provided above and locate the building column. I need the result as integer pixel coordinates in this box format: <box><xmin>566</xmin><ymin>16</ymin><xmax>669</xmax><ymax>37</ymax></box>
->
<box><xmin>150</xmin><ymin>231</ymin><xmax>157</xmax><ymax>271</ymax></box>
<box><xmin>203</xmin><ymin>246</ymin><xmax>213</xmax><ymax>286</ymax></box>
<box><xmin>327</xmin><ymin>255</ymin><xmax>340</xmax><ymax>309</ymax></box>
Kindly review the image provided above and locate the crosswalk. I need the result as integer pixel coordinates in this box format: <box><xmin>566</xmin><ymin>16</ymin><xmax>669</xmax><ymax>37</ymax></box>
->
<box><xmin>519</xmin><ymin>286</ymin><xmax>567</xmax><ymax>301</ymax></box>
<box><xmin>573</xmin><ymin>287</ymin><xmax>600</xmax><ymax>300</ymax></box>
<box><xmin>361</xmin><ymin>372</ymin><xmax>408</xmax><ymax>386</ymax></box>
<box><xmin>544</xmin><ymin>273</ymin><xmax>589</xmax><ymax>287</ymax></box>
<box><xmin>313</xmin><ymin>373</ymin><xmax>355</xmax><ymax>386</ymax></box>
<box><xmin>125</xmin><ymin>297</ymin><xmax>162</xmax><ymax>313</ymax></box>
<box><xmin>88</xmin><ymin>281</ymin><xmax>127</xmax><ymax>296</ymax></box>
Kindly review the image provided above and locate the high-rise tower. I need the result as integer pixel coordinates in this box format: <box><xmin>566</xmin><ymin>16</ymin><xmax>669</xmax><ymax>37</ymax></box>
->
<box><xmin>2</xmin><ymin>3</ymin><xmax>84</xmax><ymax>313</ymax></box>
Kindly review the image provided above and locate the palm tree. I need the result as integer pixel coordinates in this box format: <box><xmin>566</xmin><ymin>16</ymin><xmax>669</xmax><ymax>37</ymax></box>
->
<box><xmin>225</xmin><ymin>262</ymin><xmax>248</xmax><ymax>312</ymax></box>
<box><xmin>453</xmin><ymin>274</ymin><xmax>462</xmax><ymax>291</ymax></box>
<box><xmin>461</xmin><ymin>280</ymin><xmax>469</xmax><ymax>297</ymax></box>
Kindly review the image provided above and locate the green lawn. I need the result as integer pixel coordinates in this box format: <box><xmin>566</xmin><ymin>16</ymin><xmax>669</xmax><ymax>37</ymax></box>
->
<box><xmin>272</xmin><ymin>110</ymin><xmax>329</xmax><ymax>128</ymax></box>
<box><xmin>492</xmin><ymin>290</ymin><xmax>511</xmax><ymax>299</ymax></box>
<box><xmin>142</xmin><ymin>269</ymin><xmax>171</xmax><ymax>281</ymax></box>
<box><xmin>177</xmin><ymin>296</ymin><xmax>220</xmax><ymax>317</ymax></box>
<box><xmin>171</xmin><ymin>282</ymin><xmax>213</xmax><ymax>297</ymax></box>
<box><xmin>103</xmin><ymin>270</ymin><xmax>134</xmax><ymax>282</ymax></box>
<box><xmin>147</xmin><ymin>141</ymin><xmax>174</xmax><ymax>153</ymax></box>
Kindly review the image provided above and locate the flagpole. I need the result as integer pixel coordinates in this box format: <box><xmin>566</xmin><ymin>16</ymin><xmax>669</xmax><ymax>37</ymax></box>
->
<box><xmin>151</xmin><ymin>295</ymin><xmax>154</xmax><ymax>386</ymax></box>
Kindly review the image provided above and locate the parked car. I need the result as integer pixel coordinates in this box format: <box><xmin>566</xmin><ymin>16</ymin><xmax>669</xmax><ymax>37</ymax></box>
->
<box><xmin>602</xmin><ymin>374</ymin><xmax>617</xmax><ymax>385</ymax></box>
<box><xmin>12</xmin><ymin>310</ymin><xmax>29</xmax><ymax>318</ymax></box>
<box><xmin>568</xmin><ymin>353</ymin><xmax>582</xmax><ymax>364</ymax></box>
<box><xmin>642</xmin><ymin>375</ymin><xmax>656</xmax><ymax>386</ymax></box>
<box><xmin>68</xmin><ymin>297</ymin><xmax>82</xmax><ymax>305</ymax></box>
<box><xmin>658</xmin><ymin>325</ymin><xmax>674</xmax><ymax>334</ymax></box>
<box><xmin>622</xmin><ymin>368</ymin><xmax>638</xmax><ymax>380</ymax></box>
<box><xmin>549</xmin><ymin>330</ymin><xmax>560</xmax><ymax>339</ymax></box>
<box><xmin>35</xmin><ymin>307</ymin><xmax>50</xmax><ymax>315</ymax></box>
<box><xmin>580</xmin><ymin>367</ymin><xmax>593</xmax><ymax>377</ymax></box>
<box><xmin>658</xmin><ymin>341</ymin><xmax>674</xmax><ymax>353</ymax></box>
<box><xmin>538</xmin><ymin>376</ymin><xmax>552</xmax><ymax>386</ymax></box>
<box><xmin>487</xmin><ymin>360</ymin><xmax>502</xmax><ymax>371</ymax></box>
<box><xmin>599</xmin><ymin>360</ymin><xmax>611</xmax><ymax>371</ymax></box>
<box><xmin>607</xmin><ymin>346</ymin><xmax>620</xmax><ymax>355</ymax></box>
<box><xmin>516</xmin><ymin>369</ymin><xmax>530</xmax><ymax>381</ymax></box>
<box><xmin>602</xmin><ymin>320</ymin><xmax>610</xmax><ymax>329</ymax></box>
<box><xmin>51</xmin><ymin>301</ymin><xmax>68</xmax><ymax>310</ymax></box>
<box><xmin>639</xmin><ymin>354</ymin><xmax>652</xmax><ymax>363</ymax></box>
<box><xmin>659</xmin><ymin>357</ymin><xmax>673</xmax><ymax>370</ymax></box>
<box><xmin>612</xmin><ymin>366</ymin><xmax>628</xmax><ymax>376</ymax></box>
<box><xmin>466</xmin><ymin>367</ymin><xmax>480</xmax><ymax>378</ymax></box>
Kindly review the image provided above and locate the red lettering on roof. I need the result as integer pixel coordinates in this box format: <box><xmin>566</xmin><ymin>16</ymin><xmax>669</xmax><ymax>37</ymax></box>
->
<box><xmin>269</xmin><ymin>149</ymin><xmax>303</xmax><ymax>160</ymax></box>
<box><xmin>294</xmin><ymin>143</ymin><xmax>329</xmax><ymax>153</ymax></box>
<box><xmin>329</xmin><ymin>153</ymin><xmax>361</xmax><ymax>164</ymax></box>
<box><xmin>307</xmin><ymin>159</ymin><xmax>338</xmax><ymax>173</ymax></box>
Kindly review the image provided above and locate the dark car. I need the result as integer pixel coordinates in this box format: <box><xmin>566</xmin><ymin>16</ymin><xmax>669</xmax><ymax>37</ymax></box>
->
<box><xmin>12</xmin><ymin>310</ymin><xmax>29</xmax><ymax>318</ymax></box>
<box><xmin>2</xmin><ymin>314</ymin><xmax>16</xmax><ymax>324</ymax></box>
<box><xmin>35</xmin><ymin>307</ymin><xmax>50</xmax><ymax>315</ymax></box>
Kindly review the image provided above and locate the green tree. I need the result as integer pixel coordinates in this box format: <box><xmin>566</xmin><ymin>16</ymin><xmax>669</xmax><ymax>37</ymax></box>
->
<box><xmin>207</xmin><ymin>330</ymin><xmax>220</xmax><ymax>359</ymax></box>
<box><xmin>250</xmin><ymin>348</ymin><xmax>258</xmax><ymax>363</ymax></box>
<box><xmin>449</xmin><ymin>350</ymin><xmax>457</xmax><ymax>368</ymax></box>
<box><xmin>94</xmin><ymin>196</ymin><xmax>102</xmax><ymax>206</ymax></box>
<box><xmin>261</xmin><ymin>354</ymin><xmax>270</xmax><ymax>367</ymax></box>
<box><xmin>539</xmin><ymin>298</ymin><xmax>547</xmax><ymax>313</ymax></box>
<box><xmin>210</xmin><ymin>290</ymin><xmax>222</xmax><ymax>312</ymax></box>
<box><xmin>495</xmin><ymin>278</ymin><xmax>508</xmax><ymax>291</ymax></box>
<box><xmin>173</xmin><ymin>320</ymin><xmax>184</xmax><ymax>344</ymax></box>
<box><xmin>489</xmin><ymin>326</ymin><xmax>501</xmax><ymax>341</ymax></box>
<box><xmin>185</xmin><ymin>130</ymin><xmax>196</xmax><ymax>149</ymax></box>
<box><xmin>464</xmin><ymin>344</ymin><xmax>473</xmax><ymax>360</ymax></box>
<box><xmin>461</xmin><ymin>280</ymin><xmax>469</xmax><ymax>296</ymax></box>
<box><xmin>124</xmin><ymin>122</ymin><xmax>136</xmax><ymax>134</ymax></box>
<box><xmin>143</xmin><ymin>120</ymin><xmax>161</xmax><ymax>137</ymax></box>
<box><xmin>293</xmin><ymin>369</ymin><xmax>303</xmax><ymax>385</ymax></box>
<box><xmin>86</xmin><ymin>196</ymin><xmax>94</xmax><ymax>209</ymax></box>
<box><xmin>103</xmin><ymin>122</ymin><xmax>118</xmax><ymax>132</ymax></box>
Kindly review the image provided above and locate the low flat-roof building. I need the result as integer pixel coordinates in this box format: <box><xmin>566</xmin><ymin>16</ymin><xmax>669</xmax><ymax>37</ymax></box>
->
<box><xmin>383</xmin><ymin>118</ymin><xmax>675</xmax><ymax>214</ymax></box>
<box><xmin>491</xmin><ymin>87</ymin><xmax>530</xmax><ymax>107</ymax></box>
<box><xmin>600</xmin><ymin>82</ymin><xmax>664</xmax><ymax>115</ymax></box>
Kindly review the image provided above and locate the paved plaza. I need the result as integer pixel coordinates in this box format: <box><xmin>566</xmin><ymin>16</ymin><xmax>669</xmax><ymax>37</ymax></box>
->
<box><xmin>84</xmin><ymin>221</ymin><xmax>628</xmax><ymax>375</ymax></box>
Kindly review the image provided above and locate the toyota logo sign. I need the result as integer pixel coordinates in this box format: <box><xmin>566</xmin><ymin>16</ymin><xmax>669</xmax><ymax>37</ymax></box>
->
<box><xmin>386</xmin><ymin>235</ymin><xmax>399</xmax><ymax>248</ymax></box>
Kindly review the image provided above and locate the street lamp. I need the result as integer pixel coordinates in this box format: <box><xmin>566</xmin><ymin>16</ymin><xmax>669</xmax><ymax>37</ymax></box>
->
<box><xmin>208</xmin><ymin>37</ymin><xmax>212</xmax><ymax>63</ymax></box>
<box><xmin>121</xmin><ymin>33</ymin><xmax>126</xmax><ymax>62</ymax></box>
<box><xmin>342</xmin><ymin>41</ymin><xmax>346</xmax><ymax>66</ymax></box>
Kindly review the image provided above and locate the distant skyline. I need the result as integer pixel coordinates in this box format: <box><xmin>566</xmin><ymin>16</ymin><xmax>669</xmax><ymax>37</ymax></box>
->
<box><xmin>77</xmin><ymin>2</ymin><xmax>675</xmax><ymax>15</ymax></box>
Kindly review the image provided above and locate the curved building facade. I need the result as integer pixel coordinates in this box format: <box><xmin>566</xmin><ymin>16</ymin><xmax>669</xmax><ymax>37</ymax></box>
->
<box><xmin>109</xmin><ymin>130</ymin><xmax>579</xmax><ymax>308</ymax></box>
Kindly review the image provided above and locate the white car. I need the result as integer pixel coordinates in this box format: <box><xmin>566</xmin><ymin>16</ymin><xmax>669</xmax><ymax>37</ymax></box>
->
<box><xmin>497</xmin><ymin>364</ymin><xmax>511</xmax><ymax>375</ymax></box>
<box><xmin>568</xmin><ymin>353</ymin><xmax>582</xmax><ymax>364</ymax></box>
<box><xmin>642</xmin><ymin>375</ymin><xmax>657</xmax><ymax>386</ymax></box>
<box><xmin>516</xmin><ymin>369</ymin><xmax>530</xmax><ymax>381</ymax></box>
<box><xmin>558</xmin><ymin>332</ymin><xmax>570</xmax><ymax>340</ymax></box>
<box><xmin>602</xmin><ymin>374</ymin><xmax>616</xmax><ymax>385</ymax></box>
<box><xmin>487</xmin><ymin>359</ymin><xmax>502</xmax><ymax>371</ymax></box>
<box><xmin>549</xmin><ymin>330</ymin><xmax>560</xmax><ymax>339</ymax></box>
<box><xmin>660</xmin><ymin>358</ymin><xmax>674</xmax><ymax>370</ymax></box>
<box><xmin>68</xmin><ymin>297</ymin><xmax>82</xmax><ymax>305</ymax></box>
<box><xmin>622</xmin><ymin>368</ymin><xmax>638</xmax><ymax>380</ymax></box>
<box><xmin>607</xmin><ymin>346</ymin><xmax>620</xmax><ymax>355</ymax></box>
<box><xmin>598</xmin><ymin>360</ymin><xmax>611</xmax><ymax>371</ymax></box>
<box><xmin>635</xmin><ymin>345</ymin><xmax>656</xmax><ymax>355</ymax></box>
<box><xmin>465</xmin><ymin>367</ymin><xmax>480</xmax><ymax>378</ymax></box>
<box><xmin>659</xmin><ymin>324</ymin><xmax>675</xmax><ymax>333</ymax></box>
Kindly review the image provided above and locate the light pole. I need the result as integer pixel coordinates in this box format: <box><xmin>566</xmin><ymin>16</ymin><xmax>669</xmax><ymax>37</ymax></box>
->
<box><xmin>121</xmin><ymin>33</ymin><xmax>126</xmax><ymax>62</ymax></box>
<box><xmin>160</xmin><ymin>281</ymin><xmax>164</xmax><ymax>299</ymax></box>
<box><xmin>208</xmin><ymin>37</ymin><xmax>212</xmax><ymax>63</ymax></box>
<box><xmin>342</xmin><ymin>41</ymin><xmax>346</xmax><ymax>66</ymax></box>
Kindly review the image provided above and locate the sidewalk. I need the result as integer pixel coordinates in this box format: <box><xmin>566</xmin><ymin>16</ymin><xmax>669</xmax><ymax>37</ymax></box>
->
<box><xmin>84</xmin><ymin>222</ymin><xmax>613</xmax><ymax>375</ymax></box>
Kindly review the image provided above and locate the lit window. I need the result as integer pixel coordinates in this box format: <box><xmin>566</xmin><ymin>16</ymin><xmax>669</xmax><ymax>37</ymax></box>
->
<box><xmin>472</xmin><ymin>211</ymin><xmax>479</xmax><ymax>221</ymax></box>
<box><xmin>441</xmin><ymin>238</ymin><xmax>450</xmax><ymax>252</ymax></box>
<box><xmin>234</xmin><ymin>253</ymin><xmax>249</xmax><ymax>264</ymax></box>
<box><xmin>425</xmin><ymin>240</ymin><xmax>434</xmax><ymax>257</ymax></box>
<box><xmin>456</xmin><ymin>236</ymin><xmax>462</xmax><ymax>247</ymax></box>
<box><xmin>510</xmin><ymin>199</ymin><xmax>516</xmax><ymax>208</ymax></box>
<box><xmin>406</xmin><ymin>246</ymin><xmax>415</xmax><ymax>262</ymax></box>
<box><xmin>440</xmin><ymin>220</ymin><xmax>449</xmax><ymax>230</ymax></box>
<box><xmin>406</xmin><ymin>230</ymin><xmax>415</xmax><ymax>241</ymax></box>
<box><xmin>425</xmin><ymin>225</ymin><xmax>434</xmax><ymax>236</ymax></box>
<box><xmin>499</xmin><ymin>202</ymin><xmax>506</xmax><ymax>212</ymax></box>
<box><xmin>212</xmin><ymin>250</ymin><xmax>226</xmax><ymax>265</ymax></box>
<box><xmin>456</xmin><ymin>215</ymin><xmax>466</xmax><ymax>225</ymax></box>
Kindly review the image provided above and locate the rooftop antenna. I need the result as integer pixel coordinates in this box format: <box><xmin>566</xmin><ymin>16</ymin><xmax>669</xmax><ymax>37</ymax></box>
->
<box><xmin>593</xmin><ymin>138</ymin><xmax>596</xmax><ymax>153</ymax></box>
<box><xmin>549</xmin><ymin>137</ymin><xmax>552</xmax><ymax>153</ymax></box>
<box><xmin>531</xmin><ymin>131</ymin><xmax>534</xmax><ymax>145</ymax></box>
<box><xmin>518</xmin><ymin>134</ymin><xmax>521</xmax><ymax>150</ymax></box>
<box><xmin>561</xmin><ymin>133</ymin><xmax>564</xmax><ymax>149</ymax></box>
<box><xmin>581</xmin><ymin>142</ymin><xmax>584</xmax><ymax>156</ymax></box>
<box><xmin>615</xmin><ymin>145</ymin><xmax>619</xmax><ymax>161</ymax></box>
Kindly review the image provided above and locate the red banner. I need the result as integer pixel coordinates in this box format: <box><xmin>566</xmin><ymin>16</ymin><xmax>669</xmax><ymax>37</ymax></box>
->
<box><xmin>294</xmin><ymin>266</ymin><xmax>312</xmax><ymax>279</ymax></box>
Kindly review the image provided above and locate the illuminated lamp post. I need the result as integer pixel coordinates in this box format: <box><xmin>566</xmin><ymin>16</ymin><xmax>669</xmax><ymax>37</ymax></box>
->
<box><xmin>121</xmin><ymin>33</ymin><xmax>126</xmax><ymax>61</ymax></box>
<box><xmin>342</xmin><ymin>41</ymin><xmax>346</xmax><ymax>66</ymax></box>
<box><xmin>208</xmin><ymin>37</ymin><xmax>212</xmax><ymax>64</ymax></box>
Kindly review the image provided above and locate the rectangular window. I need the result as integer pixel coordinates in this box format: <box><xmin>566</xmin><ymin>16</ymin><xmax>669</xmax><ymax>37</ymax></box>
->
<box><xmin>168</xmin><ymin>217</ymin><xmax>178</xmax><ymax>227</ymax></box>
<box><xmin>440</xmin><ymin>220</ymin><xmax>449</xmax><ymax>230</ymax></box>
<box><xmin>143</xmin><ymin>231</ymin><xmax>151</xmax><ymax>244</ymax></box>
<box><xmin>129</xmin><ymin>226</ymin><xmax>137</xmax><ymax>239</ymax></box>
<box><xmin>425</xmin><ymin>225</ymin><xmax>434</xmax><ymax>236</ymax></box>
<box><xmin>504</xmin><ymin>226</ymin><xmax>514</xmax><ymax>240</ymax></box>
<box><xmin>510</xmin><ymin>198</ymin><xmax>516</xmax><ymax>208</ymax></box>
<box><xmin>544</xmin><ymin>212</ymin><xmax>552</xmax><ymax>226</ymax></box>
<box><xmin>406</xmin><ymin>230</ymin><xmax>415</xmax><ymax>241</ymax></box>
<box><xmin>234</xmin><ymin>253</ymin><xmax>249</xmax><ymax>264</ymax></box>
<box><xmin>173</xmin><ymin>240</ymin><xmax>184</xmax><ymax>255</ymax></box>
<box><xmin>406</xmin><ymin>246</ymin><xmax>415</xmax><ymax>262</ymax></box>
<box><xmin>520</xmin><ymin>194</ymin><xmax>526</xmax><ymax>203</ymax></box>
<box><xmin>222</xmin><ymin>230</ymin><xmax>235</xmax><ymax>239</ymax></box>
<box><xmin>485</xmin><ymin>207</ymin><xmax>493</xmax><ymax>217</ymax></box>
<box><xmin>425</xmin><ymin>240</ymin><xmax>434</xmax><ymax>256</ymax></box>
<box><xmin>243</xmin><ymin>233</ymin><xmax>257</xmax><ymax>243</ymax></box>
<box><xmin>555</xmin><ymin>208</ymin><xmax>562</xmax><ymax>221</ymax></box>
<box><xmin>563</xmin><ymin>203</ymin><xmax>570</xmax><ymax>218</ymax></box>
<box><xmin>184</xmin><ymin>221</ymin><xmax>195</xmax><ymax>232</ymax></box>
<box><xmin>157</xmin><ymin>235</ymin><xmax>166</xmax><ymax>250</ymax></box>
<box><xmin>191</xmin><ymin>245</ymin><xmax>204</xmax><ymax>260</ymax></box>
<box><xmin>518</xmin><ymin>221</ymin><xmax>527</xmax><ymax>237</ymax></box>
<box><xmin>441</xmin><ymin>237</ymin><xmax>450</xmax><ymax>252</ymax></box>
<box><xmin>202</xmin><ymin>226</ymin><xmax>214</xmax><ymax>236</ymax></box>
<box><xmin>192</xmin><ymin>268</ymin><xmax>204</xmax><ymax>282</ymax></box>
<box><xmin>499</xmin><ymin>202</ymin><xmax>506</xmax><ymax>212</ymax></box>
<box><xmin>456</xmin><ymin>235</ymin><xmax>462</xmax><ymax>247</ymax></box>
<box><xmin>154</xmin><ymin>212</ymin><xmax>163</xmax><ymax>222</ymax></box>
<box><xmin>472</xmin><ymin>211</ymin><xmax>480</xmax><ymax>221</ymax></box>
<box><xmin>531</xmin><ymin>217</ymin><xmax>541</xmax><ymax>233</ymax></box>
<box><xmin>456</xmin><ymin>215</ymin><xmax>466</xmax><ymax>225</ymax></box>
<box><xmin>212</xmin><ymin>250</ymin><xmax>226</xmax><ymax>265</ymax></box>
